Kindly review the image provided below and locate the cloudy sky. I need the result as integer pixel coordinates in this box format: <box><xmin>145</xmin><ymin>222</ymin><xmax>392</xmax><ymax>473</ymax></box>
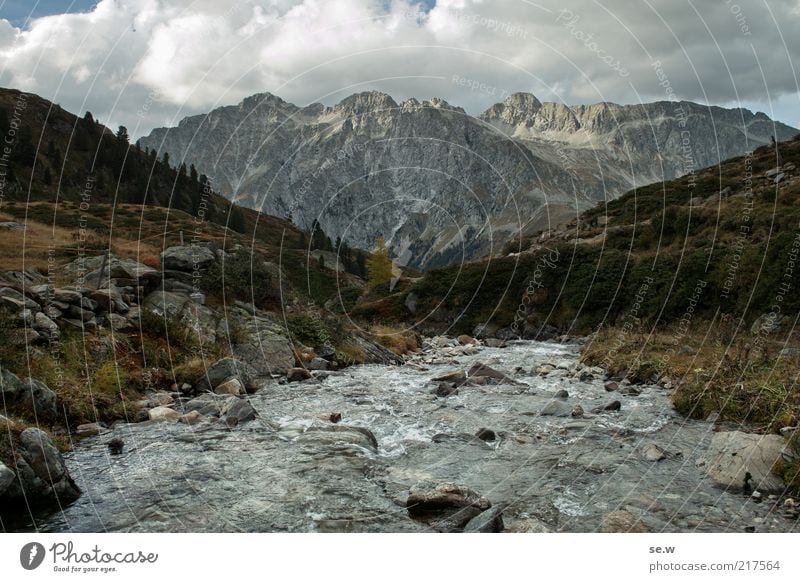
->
<box><xmin>1</xmin><ymin>0</ymin><xmax>798</xmax><ymax>138</ymax></box>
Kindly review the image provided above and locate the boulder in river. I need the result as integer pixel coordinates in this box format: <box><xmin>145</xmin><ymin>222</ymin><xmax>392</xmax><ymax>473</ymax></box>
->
<box><xmin>475</xmin><ymin>428</ymin><xmax>496</xmax><ymax>442</ymax></box>
<box><xmin>431</xmin><ymin>382</ymin><xmax>459</xmax><ymax>397</ymax></box>
<box><xmin>464</xmin><ymin>504</ymin><xmax>505</xmax><ymax>533</ymax></box>
<box><xmin>287</xmin><ymin>367</ymin><xmax>312</xmax><ymax>382</ymax></box>
<box><xmin>406</xmin><ymin>482</ymin><xmax>492</xmax><ymax>531</ymax></box>
<box><xmin>639</xmin><ymin>443</ymin><xmax>668</xmax><ymax>462</ymax></box>
<box><xmin>221</xmin><ymin>397</ymin><xmax>258</xmax><ymax>426</ymax></box>
<box><xmin>540</xmin><ymin>399</ymin><xmax>573</xmax><ymax>417</ymax></box>
<box><xmin>432</xmin><ymin>369</ymin><xmax>467</xmax><ymax>386</ymax></box>
<box><xmin>468</xmin><ymin>362</ymin><xmax>515</xmax><ymax>384</ymax></box>
<box><xmin>705</xmin><ymin>431</ymin><xmax>786</xmax><ymax>493</ymax></box>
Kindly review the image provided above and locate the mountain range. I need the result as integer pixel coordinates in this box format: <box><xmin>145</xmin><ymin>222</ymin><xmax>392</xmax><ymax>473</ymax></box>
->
<box><xmin>141</xmin><ymin>91</ymin><xmax>798</xmax><ymax>269</ymax></box>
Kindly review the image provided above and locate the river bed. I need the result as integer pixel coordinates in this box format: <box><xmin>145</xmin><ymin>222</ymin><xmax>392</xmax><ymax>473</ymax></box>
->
<box><xmin>25</xmin><ymin>339</ymin><xmax>798</xmax><ymax>533</ymax></box>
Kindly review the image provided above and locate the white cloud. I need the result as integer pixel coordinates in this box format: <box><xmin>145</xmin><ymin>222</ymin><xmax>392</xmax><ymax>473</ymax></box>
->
<box><xmin>1</xmin><ymin>0</ymin><xmax>798</xmax><ymax>137</ymax></box>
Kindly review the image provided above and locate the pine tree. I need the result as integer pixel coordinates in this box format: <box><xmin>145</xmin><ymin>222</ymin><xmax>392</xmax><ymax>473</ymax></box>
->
<box><xmin>116</xmin><ymin>126</ymin><xmax>129</xmax><ymax>143</ymax></box>
<box><xmin>366</xmin><ymin>237</ymin><xmax>393</xmax><ymax>290</ymax></box>
<box><xmin>189</xmin><ymin>163</ymin><xmax>198</xmax><ymax>183</ymax></box>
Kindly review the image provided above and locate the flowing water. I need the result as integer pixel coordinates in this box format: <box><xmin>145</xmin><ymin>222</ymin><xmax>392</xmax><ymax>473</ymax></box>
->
<box><xmin>26</xmin><ymin>340</ymin><xmax>798</xmax><ymax>532</ymax></box>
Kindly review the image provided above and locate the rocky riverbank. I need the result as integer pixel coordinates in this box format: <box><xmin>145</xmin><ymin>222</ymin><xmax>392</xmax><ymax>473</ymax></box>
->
<box><xmin>10</xmin><ymin>335</ymin><xmax>798</xmax><ymax>533</ymax></box>
<box><xmin>0</xmin><ymin>243</ymin><xmax>405</xmax><ymax>526</ymax></box>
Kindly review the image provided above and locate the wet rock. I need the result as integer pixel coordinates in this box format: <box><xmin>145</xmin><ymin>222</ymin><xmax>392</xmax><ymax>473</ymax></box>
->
<box><xmin>475</xmin><ymin>428</ymin><xmax>496</xmax><ymax>442</ymax></box>
<box><xmin>464</xmin><ymin>504</ymin><xmax>505</xmax><ymax>532</ymax></box>
<box><xmin>406</xmin><ymin>482</ymin><xmax>492</xmax><ymax>531</ymax></box>
<box><xmin>457</xmin><ymin>334</ymin><xmax>475</xmax><ymax>345</ymax></box>
<box><xmin>604</xmin><ymin>381</ymin><xmax>619</xmax><ymax>392</ymax></box>
<box><xmin>571</xmin><ymin>404</ymin><xmax>584</xmax><ymax>417</ymax></box>
<box><xmin>706</xmin><ymin>431</ymin><xmax>786</xmax><ymax>493</ymax></box>
<box><xmin>432</xmin><ymin>369</ymin><xmax>467</xmax><ymax>386</ymax></box>
<box><xmin>107</xmin><ymin>438</ymin><xmax>124</xmax><ymax>455</ymax></box>
<box><xmin>161</xmin><ymin>245</ymin><xmax>216</xmax><ymax>272</ymax></box>
<box><xmin>554</xmin><ymin>389</ymin><xmax>569</xmax><ymax>399</ymax></box>
<box><xmin>75</xmin><ymin>423</ymin><xmax>105</xmax><ymax>437</ymax></box>
<box><xmin>468</xmin><ymin>362</ymin><xmax>514</xmax><ymax>383</ymax></box>
<box><xmin>214</xmin><ymin>378</ymin><xmax>245</xmax><ymax>396</ymax></box>
<box><xmin>592</xmin><ymin>400</ymin><xmax>621</xmax><ymax>413</ymax></box>
<box><xmin>600</xmin><ymin>510</ymin><xmax>649</xmax><ymax>533</ymax></box>
<box><xmin>640</xmin><ymin>443</ymin><xmax>667</xmax><ymax>462</ymax></box>
<box><xmin>290</xmin><ymin>422</ymin><xmax>378</xmax><ymax>452</ymax></box>
<box><xmin>221</xmin><ymin>398</ymin><xmax>258</xmax><ymax>425</ymax></box>
<box><xmin>287</xmin><ymin>367</ymin><xmax>312</xmax><ymax>382</ymax></box>
<box><xmin>183</xmin><ymin>393</ymin><xmax>236</xmax><ymax>416</ymax></box>
<box><xmin>483</xmin><ymin>338</ymin><xmax>506</xmax><ymax>348</ymax></box>
<box><xmin>178</xmin><ymin>410</ymin><xmax>204</xmax><ymax>425</ymax></box>
<box><xmin>536</xmin><ymin>364</ymin><xmax>555</xmax><ymax>376</ymax></box>
<box><xmin>578</xmin><ymin>370</ymin><xmax>594</xmax><ymax>382</ymax></box>
<box><xmin>540</xmin><ymin>399</ymin><xmax>573</xmax><ymax>417</ymax></box>
<box><xmin>148</xmin><ymin>406</ymin><xmax>181</xmax><ymax>422</ymax></box>
<box><xmin>431</xmin><ymin>382</ymin><xmax>459</xmax><ymax>397</ymax></box>
<box><xmin>17</xmin><ymin>428</ymin><xmax>81</xmax><ymax>504</ymax></box>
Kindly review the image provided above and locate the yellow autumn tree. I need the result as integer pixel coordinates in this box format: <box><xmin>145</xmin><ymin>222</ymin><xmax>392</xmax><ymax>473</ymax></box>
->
<box><xmin>366</xmin><ymin>237</ymin><xmax>393</xmax><ymax>290</ymax></box>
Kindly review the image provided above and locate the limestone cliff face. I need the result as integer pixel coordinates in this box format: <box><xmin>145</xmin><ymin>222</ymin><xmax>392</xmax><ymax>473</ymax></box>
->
<box><xmin>141</xmin><ymin>91</ymin><xmax>797</xmax><ymax>269</ymax></box>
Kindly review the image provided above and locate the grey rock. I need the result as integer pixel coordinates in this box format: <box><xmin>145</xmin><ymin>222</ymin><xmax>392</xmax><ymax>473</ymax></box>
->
<box><xmin>18</xmin><ymin>428</ymin><xmax>80</xmax><ymax>500</ymax></box>
<box><xmin>464</xmin><ymin>505</ymin><xmax>505</xmax><ymax>533</ymax></box>
<box><xmin>640</xmin><ymin>443</ymin><xmax>667</xmax><ymax>462</ymax></box>
<box><xmin>197</xmin><ymin>357</ymin><xmax>258</xmax><ymax>393</ymax></box>
<box><xmin>706</xmin><ymin>431</ymin><xmax>786</xmax><ymax>493</ymax></box>
<box><xmin>221</xmin><ymin>397</ymin><xmax>258</xmax><ymax>425</ymax></box>
<box><xmin>554</xmin><ymin>389</ymin><xmax>569</xmax><ymax>399</ymax></box>
<box><xmin>540</xmin><ymin>399</ymin><xmax>573</xmax><ymax>417</ymax></box>
<box><xmin>0</xmin><ymin>367</ymin><xmax>25</xmax><ymax>403</ymax></box>
<box><xmin>19</xmin><ymin>378</ymin><xmax>59</xmax><ymax>421</ymax></box>
<box><xmin>161</xmin><ymin>245</ymin><xmax>216</xmax><ymax>272</ymax></box>
<box><xmin>308</xmin><ymin>357</ymin><xmax>329</xmax><ymax>371</ymax></box>
<box><xmin>32</xmin><ymin>311</ymin><xmax>60</xmax><ymax>338</ymax></box>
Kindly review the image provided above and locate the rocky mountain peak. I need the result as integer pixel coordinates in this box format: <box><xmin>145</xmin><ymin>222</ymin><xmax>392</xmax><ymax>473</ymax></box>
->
<box><xmin>333</xmin><ymin>91</ymin><xmax>399</xmax><ymax>116</ymax></box>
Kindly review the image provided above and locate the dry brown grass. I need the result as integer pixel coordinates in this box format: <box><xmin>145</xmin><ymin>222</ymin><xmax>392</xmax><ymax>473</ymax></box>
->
<box><xmin>372</xmin><ymin>324</ymin><xmax>420</xmax><ymax>355</ymax></box>
<box><xmin>0</xmin><ymin>211</ymin><xmax>79</xmax><ymax>272</ymax></box>
<box><xmin>582</xmin><ymin>324</ymin><xmax>800</xmax><ymax>432</ymax></box>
